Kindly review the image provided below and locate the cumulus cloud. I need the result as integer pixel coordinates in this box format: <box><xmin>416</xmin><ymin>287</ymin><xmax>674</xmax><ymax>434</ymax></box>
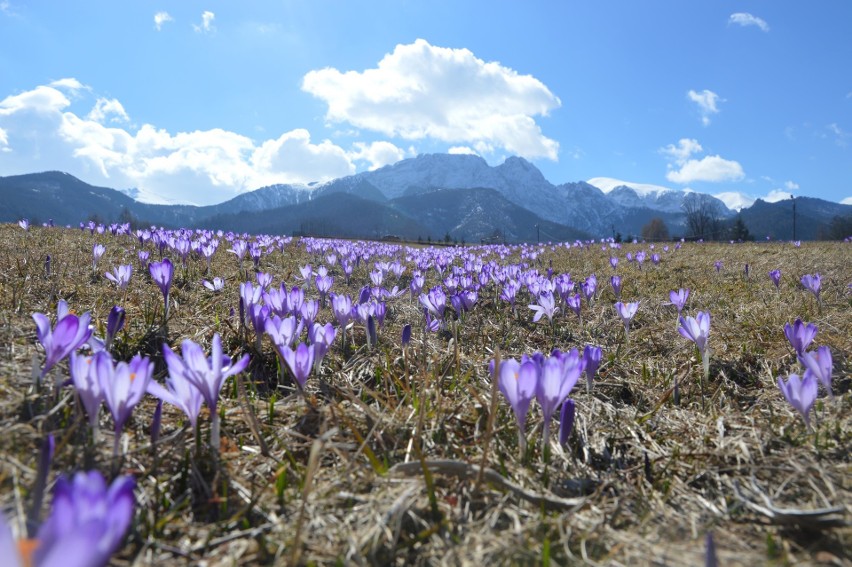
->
<box><xmin>660</xmin><ymin>138</ymin><xmax>702</xmax><ymax>165</ymax></box>
<box><xmin>0</xmin><ymin>81</ymin><xmax>360</xmax><ymax>205</ymax></box>
<box><xmin>86</xmin><ymin>98</ymin><xmax>129</xmax><ymax>124</ymax></box>
<box><xmin>687</xmin><ymin>89</ymin><xmax>722</xmax><ymax>126</ymax></box>
<box><xmin>841</xmin><ymin>196</ymin><xmax>852</xmax><ymax>205</ymax></box>
<box><xmin>348</xmin><ymin>141</ymin><xmax>406</xmax><ymax>171</ymax></box>
<box><xmin>666</xmin><ymin>155</ymin><xmax>745</xmax><ymax>184</ymax></box>
<box><xmin>302</xmin><ymin>38</ymin><xmax>561</xmax><ymax>160</ymax></box>
<box><xmin>784</xmin><ymin>180</ymin><xmax>799</xmax><ymax>191</ymax></box>
<box><xmin>193</xmin><ymin>11</ymin><xmax>215</xmax><ymax>33</ymax></box>
<box><xmin>154</xmin><ymin>11</ymin><xmax>173</xmax><ymax>31</ymax></box>
<box><xmin>661</xmin><ymin>138</ymin><xmax>744</xmax><ymax>184</ymax></box>
<box><xmin>729</xmin><ymin>13</ymin><xmax>769</xmax><ymax>32</ymax></box>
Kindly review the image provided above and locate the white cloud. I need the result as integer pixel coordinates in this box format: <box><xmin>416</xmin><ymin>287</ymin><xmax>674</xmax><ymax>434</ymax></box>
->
<box><xmin>784</xmin><ymin>180</ymin><xmax>799</xmax><ymax>191</ymax></box>
<box><xmin>193</xmin><ymin>11</ymin><xmax>215</xmax><ymax>33</ymax></box>
<box><xmin>301</xmin><ymin>38</ymin><xmax>561</xmax><ymax>161</ymax></box>
<box><xmin>729</xmin><ymin>13</ymin><xmax>769</xmax><ymax>32</ymax></box>
<box><xmin>448</xmin><ymin>146</ymin><xmax>479</xmax><ymax>156</ymax></box>
<box><xmin>0</xmin><ymin>81</ymin><xmax>361</xmax><ymax>205</ymax></box>
<box><xmin>764</xmin><ymin>190</ymin><xmax>792</xmax><ymax>203</ymax></box>
<box><xmin>251</xmin><ymin>129</ymin><xmax>354</xmax><ymax>183</ymax></box>
<box><xmin>827</xmin><ymin>123</ymin><xmax>849</xmax><ymax>147</ymax></box>
<box><xmin>687</xmin><ymin>89</ymin><xmax>721</xmax><ymax>126</ymax></box>
<box><xmin>841</xmin><ymin>196</ymin><xmax>852</xmax><ymax>205</ymax></box>
<box><xmin>348</xmin><ymin>141</ymin><xmax>406</xmax><ymax>171</ymax></box>
<box><xmin>86</xmin><ymin>98</ymin><xmax>129</xmax><ymax>124</ymax></box>
<box><xmin>0</xmin><ymin>85</ymin><xmax>71</xmax><ymax>115</ymax></box>
<box><xmin>660</xmin><ymin>138</ymin><xmax>703</xmax><ymax>165</ymax></box>
<box><xmin>49</xmin><ymin>78</ymin><xmax>86</xmax><ymax>91</ymax></box>
<box><xmin>154</xmin><ymin>12</ymin><xmax>173</xmax><ymax>31</ymax></box>
<box><xmin>666</xmin><ymin>155</ymin><xmax>745</xmax><ymax>184</ymax></box>
<box><xmin>713</xmin><ymin>191</ymin><xmax>755</xmax><ymax>211</ymax></box>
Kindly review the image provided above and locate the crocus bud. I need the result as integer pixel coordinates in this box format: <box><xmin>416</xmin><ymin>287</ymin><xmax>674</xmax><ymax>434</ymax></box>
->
<box><xmin>105</xmin><ymin>306</ymin><xmax>125</xmax><ymax>350</ymax></box>
<box><xmin>401</xmin><ymin>324</ymin><xmax>412</xmax><ymax>346</ymax></box>
<box><xmin>367</xmin><ymin>315</ymin><xmax>377</xmax><ymax>348</ymax></box>
<box><xmin>151</xmin><ymin>399</ymin><xmax>163</xmax><ymax>446</ymax></box>
<box><xmin>558</xmin><ymin>399</ymin><xmax>575</xmax><ymax>446</ymax></box>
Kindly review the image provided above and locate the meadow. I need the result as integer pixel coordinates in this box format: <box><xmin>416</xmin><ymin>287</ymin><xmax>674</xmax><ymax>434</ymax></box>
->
<box><xmin>0</xmin><ymin>221</ymin><xmax>848</xmax><ymax>566</ymax></box>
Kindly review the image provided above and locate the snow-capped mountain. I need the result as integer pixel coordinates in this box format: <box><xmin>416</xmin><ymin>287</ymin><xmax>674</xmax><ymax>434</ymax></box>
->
<box><xmin>199</xmin><ymin>154</ymin><xmax>735</xmax><ymax>236</ymax></box>
<box><xmin>585</xmin><ymin>176</ymin><xmax>729</xmax><ymax>215</ymax></box>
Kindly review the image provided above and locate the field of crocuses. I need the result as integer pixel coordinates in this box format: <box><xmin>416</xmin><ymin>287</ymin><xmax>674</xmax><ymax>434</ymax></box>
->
<box><xmin>0</xmin><ymin>220</ymin><xmax>849</xmax><ymax>566</ymax></box>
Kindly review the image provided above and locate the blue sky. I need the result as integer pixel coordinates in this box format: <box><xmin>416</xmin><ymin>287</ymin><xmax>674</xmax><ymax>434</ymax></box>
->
<box><xmin>1</xmin><ymin>1</ymin><xmax>850</xmax><ymax>207</ymax></box>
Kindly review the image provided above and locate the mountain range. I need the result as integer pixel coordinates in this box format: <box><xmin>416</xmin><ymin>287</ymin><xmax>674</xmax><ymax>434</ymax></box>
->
<box><xmin>1</xmin><ymin>154</ymin><xmax>850</xmax><ymax>242</ymax></box>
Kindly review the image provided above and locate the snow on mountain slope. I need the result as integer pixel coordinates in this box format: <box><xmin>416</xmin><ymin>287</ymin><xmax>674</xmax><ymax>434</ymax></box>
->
<box><xmin>586</xmin><ymin>177</ymin><xmax>674</xmax><ymax>197</ymax></box>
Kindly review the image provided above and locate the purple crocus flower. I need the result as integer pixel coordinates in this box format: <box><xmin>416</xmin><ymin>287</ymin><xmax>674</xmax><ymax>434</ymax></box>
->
<box><xmin>148</xmin><ymin>258</ymin><xmax>174</xmax><ymax>320</ymax></box>
<box><xmin>98</xmin><ymin>351</ymin><xmax>154</xmax><ymax>456</ymax></box>
<box><xmin>265</xmin><ymin>315</ymin><xmax>304</xmax><ymax>351</ymax></box>
<box><xmin>558</xmin><ymin>399</ymin><xmax>575</xmax><ymax>446</ymax></box>
<box><xmin>582</xmin><ymin>345</ymin><xmax>602</xmax><ymax>393</ymax></box>
<box><xmin>768</xmin><ymin>269</ymin><xmax>781</xmax><ymax>289</ymax></box>
<box><xmin>565</xmin><ymin>293</ymin><xmax>582</xmax><ymax>320</ymax></box>
<box><xmin>493</xmin><ymin>358</ymin><xmax>537</xmax><ymax>455</ymax></box>
<box><xmin>331</xmin><ymin>294</ymin><xmax>354</xmax><ymax>328</ymax></box>
<box><xmin>315</xmin><ymin>274</ymin><xmax>334</xmax><ymax>305</ymax></box>
<box><xmin>34</xmin><ymin>470</ymin><xmax>135</xmax><ymax>567</ymax></box>
<box><xmin>32</xmin><ymin>304</ymin><xmax>93</xmax><ymax>381</ymax></box>
<box><xmin>798</xmin><ymin>346</ymin><xmax>833</xmax><ymax>398</ymax></box>
<box><xmin>18</xmin><ymin>218</ymin><xmax>30</xmax><ymax>231</ymax></box>
<box><xmin>69</xmin><ymin>352</ymin><xmax>104</xmax><ymax>433</ymax></box>
<box><xmin>309</xmin><ymin>322</ymin><xmax>337</xmax><ymax>371</ymax></box>
<box><xmin>783</xmin><ymin>319</ymin><xmax>817</xmax><ymax>356</ymax></box>
<box><xmin>146</xmin><ymin>366</ymin><xmax>205</xmax><ymax>432</ymax></box>
<box><xmin>419</xmin><ymin>287</ymin><xmax>447</xmax><ymax>320</ymax></box>
<box><xmin>202</xmin><ymin>277</ymin><xmax>225</xmax><ymax>293</ymax></box>
<box><xmin>104</xmin><ymin>265</ymin><xmax>133</xmax><ymax>290</ymax></box>
<box><xmin>401</xmin><ymin>324</ymin><xmax>412</xmax><ymax>346</ymax></box>
<box><xmin>409</xmin><ymin>272</ymin><xmax>425</xmax><ymax>300</ymax></box>
<box><xmin>299</xmin><ymin>299</ymin><xmax>319</xmax><ymax>327</ymax></box>
<box><xmin>610</xmin><ymin>275</ymin><xmax>622</xmax><ymax>299</ymax></box>
<box><xmin>529</xmin><ymin>291</ymin><xmax>559</xmax><ymax>324</ymax></box>
<box><xmin>281</xmin><ymin>342</ymin><xmax>316</xmax><ymax>390</ymax></box>
<box><xmin>668</xmin><ymin>288</ymin><xmax>689</xmax><ymax>314</ymax></box>
<box><xmin>582</xmin><ymin>275</ymin><xmax>597</xmax><ymax>304</ymax></box>
<box><xmin>609</xmin><ymin>256</ymin><xmax>618</xmax><ymax>270</ymax></box>
<box><xmin>537</xmin><ymin>350</ymin><xmax>583</xmax><ymax>449</ymax></box>
<box><xmin>92</xmin><ymin>244</ymin><xmax>106</xmax><ymax>272</ymax></box>
<box><xmin>678</xmin><ymin>311</ymin><xmax>710</xmax><ymax>358</ymax></box>
<box><xmin>777</xmin><ymin>373</ymin><xmax>818</xmax><ymax>428</ymax></box>
<box><xmin>162</xmin><ymin>334</ymin><xmax>249</xmax><ymax>450</ymax></box>
<box><xmin>256</xmin><ymin>271</ymin><xmax>273</xmax><ymax>290</ymax></box>
<box><xmin>614</xmin><ymin>301</ymin><xmax>639</xmax><ymax>338</ymax></box>
<box><xmin>800</xmin><ymin>273</ymin><xmax>821</xmax><ymax>301</ymax></box>
<box><xmin>714</xmin><ymin>260</ymin><xmax>723</xmax><ymax>273</ymax></box>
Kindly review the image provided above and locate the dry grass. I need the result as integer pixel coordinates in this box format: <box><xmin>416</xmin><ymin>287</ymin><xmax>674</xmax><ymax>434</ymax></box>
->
<box><xmin>0</xmin><ymin>224</ymin><xmax>849</xmax><ymax>566</ymax></box>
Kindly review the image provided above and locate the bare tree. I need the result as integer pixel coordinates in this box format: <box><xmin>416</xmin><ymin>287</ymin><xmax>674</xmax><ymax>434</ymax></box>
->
<box><xmin>682</xmin><ymin>193</ymin><xmax>722</xmax><ymax>240</ymax></box>
<box><xmin>641</xmin><ymin>217</ymin><xmax>670</xmax><ymax>241</ymax></box>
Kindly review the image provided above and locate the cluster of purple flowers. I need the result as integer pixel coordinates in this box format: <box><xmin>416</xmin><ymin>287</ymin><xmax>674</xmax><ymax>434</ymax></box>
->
<box><xmin>490</xmin><ymin>346</ymin><xmax>601</xmax><ymax>455</ymax></box>
<box><xmin>778</xmin><ymin>319</ymin><xmax>834</xmax><ymax>427</ymax></box>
